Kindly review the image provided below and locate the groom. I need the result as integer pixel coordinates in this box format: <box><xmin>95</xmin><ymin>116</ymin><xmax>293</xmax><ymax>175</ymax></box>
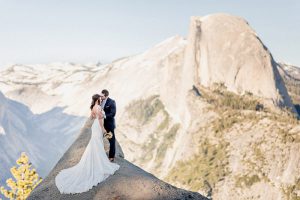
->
<box><xmin>100</xmin><ymin>89</ymin><xmax>116</xmax><ymax>162</ymax></box>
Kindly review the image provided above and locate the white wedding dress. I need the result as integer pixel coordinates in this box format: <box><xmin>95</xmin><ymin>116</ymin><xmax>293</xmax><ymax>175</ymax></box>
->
<box><xmin>55</xmin><ymin>105</ymin><xmax>120</xmax><ymax>194</ymax></box>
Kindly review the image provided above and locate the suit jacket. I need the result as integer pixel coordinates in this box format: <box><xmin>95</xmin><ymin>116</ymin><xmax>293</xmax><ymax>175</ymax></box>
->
<box><xmin>103</xmin><ymin>97</ymin><xmax>116</xmax><ymax>131</ymax></box>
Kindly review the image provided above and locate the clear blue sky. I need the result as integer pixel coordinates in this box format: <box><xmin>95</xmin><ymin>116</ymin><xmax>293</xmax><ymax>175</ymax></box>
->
<box><xmin>0</xmin><ymin>0</ymin><xmax>299</xmax><ymax>67</ymax></box>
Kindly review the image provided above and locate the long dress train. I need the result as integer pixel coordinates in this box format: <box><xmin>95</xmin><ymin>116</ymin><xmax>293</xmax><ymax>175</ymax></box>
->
<box><xmin>55</xmin><ymin>105</ymin><xmax>120</xmax><ymax>194</ymax></box>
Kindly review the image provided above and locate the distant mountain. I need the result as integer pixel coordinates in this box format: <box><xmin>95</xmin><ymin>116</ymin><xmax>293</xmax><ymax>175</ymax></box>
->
<box><xmin>0</xmin><ymin>62</ymin><xmax>103</xmax><ymax>115</ymax></box>
<box><xmin>278</xmin><ymin>63</ymin><xmax>300</xmax><ymax>80</ymax></box>
<box><xmin>1</xmin><ymin>13</ymin><xmax>300</xmax><ymax>199</ymax></box>
<box><xmin>277</xmin><ymin>62</ymin><xmax>300</xmax><ymax>114</ymax></box>
<box><xmin>0</xmin><ymin>91</ymin><xmax>84</xmax><ymax>186</ymax></box>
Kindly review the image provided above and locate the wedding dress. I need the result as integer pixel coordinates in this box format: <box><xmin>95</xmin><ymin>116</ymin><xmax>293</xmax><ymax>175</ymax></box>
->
<box><xmin>55</xmin><ymin>105</ymin><xmax>120</xmax><ymax>194</ymax></box>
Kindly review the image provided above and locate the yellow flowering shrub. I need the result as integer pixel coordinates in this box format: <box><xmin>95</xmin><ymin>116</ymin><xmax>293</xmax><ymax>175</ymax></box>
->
<box><xmin>0</xmin><ymin>152</ymin><xmax>42</xmax><ymax>200</ymax></box>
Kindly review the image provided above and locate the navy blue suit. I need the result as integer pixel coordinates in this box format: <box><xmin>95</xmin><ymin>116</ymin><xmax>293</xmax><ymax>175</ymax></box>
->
<box><xmin>103</xmin><ymin>97</ymin><xmax>116</xmax><ymax>158</ymax></box>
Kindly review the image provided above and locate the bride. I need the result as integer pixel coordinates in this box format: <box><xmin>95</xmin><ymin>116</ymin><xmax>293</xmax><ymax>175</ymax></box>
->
<box><xmin>55</xmin><ymin>94</ymin><xmax>120</xmax><ymax>194</ymax></box>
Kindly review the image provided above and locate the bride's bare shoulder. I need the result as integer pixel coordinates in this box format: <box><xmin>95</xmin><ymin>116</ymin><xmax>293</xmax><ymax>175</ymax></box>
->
<box><xmin>91</xmin><ymin>105</ymin><xmax>98</xmax><ymax>115</ymax></box>
<box><xmin>91</xmin><ymin>105</ymin><xmax>102</xmax><ymax>117</ymax></box>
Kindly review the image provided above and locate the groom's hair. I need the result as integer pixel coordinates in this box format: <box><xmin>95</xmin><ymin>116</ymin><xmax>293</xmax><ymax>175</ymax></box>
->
<box><xmin>101</xmin><ymin>89</ymin><xmax>109</xmax><ymax>97</ymax></box>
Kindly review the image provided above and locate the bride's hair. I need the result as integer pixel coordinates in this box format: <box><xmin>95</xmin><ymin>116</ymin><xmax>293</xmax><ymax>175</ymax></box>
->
<box><xmin>90</xmin><ymin>94</ymin><xmax>101</xmax><ymax>110</ymax></box>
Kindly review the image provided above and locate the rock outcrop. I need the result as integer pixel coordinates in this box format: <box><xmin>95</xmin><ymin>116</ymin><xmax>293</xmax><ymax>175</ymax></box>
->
<box><xmin>28</xmin><ymin>117</ymin><xmax>206</xmax><ymax>200</ymax></box>
<box><xmin>184</xmin><ymin>13</ymin><xmax>296</xmax><ymax>113</ymax></box>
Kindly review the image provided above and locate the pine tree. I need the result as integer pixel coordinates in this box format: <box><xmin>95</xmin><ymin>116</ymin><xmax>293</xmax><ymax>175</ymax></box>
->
<box><xmin>0</xmin><ymin>152</ymin><xmax>42</xmax><ymax>200</ymax></box>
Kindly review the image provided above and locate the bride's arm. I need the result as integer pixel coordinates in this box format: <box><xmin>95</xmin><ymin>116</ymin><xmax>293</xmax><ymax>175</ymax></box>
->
<box><xmin>90</xmin><ymin>108</ymin><xmax>96</xmax><ymax>119</ymax></box>
<box><xmin>90</xmin><ymin>104</ymin><xmax>98</xmax><ymax>119</ymax></box>
<box><xmin>96</xmin><ymin>105</ymin><xmax>107</xmax><ymax>133</ymax></box>
<box><xmin>90</xmin><ymin>101</ymin><xmax>102</xmax><ymax>119</ymax></box>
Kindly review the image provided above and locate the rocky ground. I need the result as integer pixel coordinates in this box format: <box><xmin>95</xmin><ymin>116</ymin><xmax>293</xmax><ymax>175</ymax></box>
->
<box><xmin>28</xmin><ymin>117</ymin><xmax>206</xmax><ymax>200</ymax></box>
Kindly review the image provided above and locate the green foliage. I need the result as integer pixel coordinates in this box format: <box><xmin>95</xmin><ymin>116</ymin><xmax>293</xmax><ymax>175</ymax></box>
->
<box><xmin>0</xmin><ymin>152</ymin><xmax>42</xmax><ymax>200</ymax></box>
<box><xmin>211</xmin><ymin>111</ymin><xmax>241</xmax><ymax>135</ymax></box>
<box><xmin>237</xmin><ymin>141</ymin><xmax>271</xmax><ymax>190</ymax></box>
<box><xmin>165</xmin><ymin>139</ymin><xmax>229</xmax><ymax>192</ymax></box>
<box><xmin>140</xmin><ymin>134</ymin><xmax>158</xmax><ymax>163</ymax></box>
<box><xmin>200</xmin><ymin>83</ymin><xmax>264</xmax><ymax>112</ymax></box>
<box><xmin>157</xmin><ymin>114</ymin><xmax>170</xmax><ymax>131</ymax></box>
<box><xmin>155</xmin><ymin>124</ymin><xmax>180</xmax><ymax>166</ymax></box>
<box><xmin>268</xmin><ymin>108</ymin><xmax>299</xmax><ymax>125</ymax></box>
<box><xmin>279</xmin><ymin>128</ymin><xmax>297</xmax><ymax>144</ymax></box>
<box><xmin>128</xmin><ymin>95</ymin><xmax>180</xmax><ymax>170</ymax></box>
<box><xmin>235</xmin><ymin>174</ymin><xmax>260</xmax><ymax>187</ymax></box>
<box><xmin>135</xmin><ymin>96</ymin><xmax>170</xmax><ymax>163</ymax></box>
<box><xmin>197</xmin><ymin>84</ymin><xmax>299</xmax><ymax>134</ymax></box>
<box><xmin>126</xmin><ymin>95</ymin><xmax>164</xmax><ymax>125</ymax></box>
<box><xmin>281</xmin><ymin>179</ymin><xmax>300</xmax><ymax>200</ymax></box>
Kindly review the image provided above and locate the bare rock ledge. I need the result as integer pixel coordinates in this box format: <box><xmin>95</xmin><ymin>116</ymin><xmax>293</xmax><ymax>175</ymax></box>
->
<box><xmin>28</xmin><ymin>117</ymin><xmax>206</xmax><ymax>200</ymax></box>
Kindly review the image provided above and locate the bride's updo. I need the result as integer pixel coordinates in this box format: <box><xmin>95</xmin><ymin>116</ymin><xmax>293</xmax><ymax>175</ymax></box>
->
<box><xmin>90</xmin><ymin>94</ymin><xmax>101</xmax><ymax>110</ymax></box>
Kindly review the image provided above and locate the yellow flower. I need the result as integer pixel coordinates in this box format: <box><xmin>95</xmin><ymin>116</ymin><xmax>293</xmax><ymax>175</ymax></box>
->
<box><xmin>0</xmin><ymin>152</ymin><xmax>42</xmax><ymax>200</ymax></box>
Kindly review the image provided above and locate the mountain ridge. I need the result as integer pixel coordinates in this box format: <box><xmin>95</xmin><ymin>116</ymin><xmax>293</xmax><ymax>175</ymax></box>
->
<box><xmin>1</xmin><ymin>13</ymin><xmax>300</xmax><ymax>199</ymax></box>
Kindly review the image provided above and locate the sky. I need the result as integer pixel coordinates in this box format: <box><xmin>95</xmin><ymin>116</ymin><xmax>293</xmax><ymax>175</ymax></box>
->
<box><xmin>0</xmin><ymin>0</ymin><xmax>299</xmax><ymax>67</ymax></box>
